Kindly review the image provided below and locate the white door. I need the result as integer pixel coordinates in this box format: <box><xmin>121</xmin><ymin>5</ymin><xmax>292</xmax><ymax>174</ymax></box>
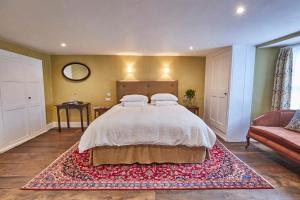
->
<box><xmin>205</xmin><ymin>50</ymin><xmax>231</xmax><ymax>132</ymax></box>
<box><xmin>0</xmin><ymin>58</ymin><xmax>30</xmax><ymax>147</ymax></box>
<box><xmin>25</xmin><ymin>60</ymin><xmax>46</xmax><ymax>136</ymax></box>
<box><xmin>0</xmin><ymin>50</ymin><xmax>46</xmax><ymax>152</ymax></box>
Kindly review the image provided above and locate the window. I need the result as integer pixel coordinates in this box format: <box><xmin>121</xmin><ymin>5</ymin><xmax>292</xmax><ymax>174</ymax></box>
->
<box><xmin>290</xmin><ymin>46</ymin><xmax>300</xmax><ymax>109</ymax></box>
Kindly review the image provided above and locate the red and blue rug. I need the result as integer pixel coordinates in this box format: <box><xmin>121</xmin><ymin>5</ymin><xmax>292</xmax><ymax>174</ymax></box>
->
<box><xmin>22</xmin><ymin>141</ymin><xmax>273</xmax><ymax>190</ymax></box>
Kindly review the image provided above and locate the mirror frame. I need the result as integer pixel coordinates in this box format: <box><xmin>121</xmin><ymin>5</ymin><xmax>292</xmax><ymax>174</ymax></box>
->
<box><xmin>61</xmin><ymin>62</ymin><xmax>91</xmax><ymax>81</ymax></box>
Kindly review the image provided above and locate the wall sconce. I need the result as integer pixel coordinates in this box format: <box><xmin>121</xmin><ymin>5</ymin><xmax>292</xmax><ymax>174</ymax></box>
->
<box><xmin>127</xmin><ymin>64</ymin><xmax>133</xmax><ymax>73</ymax></box>
<box><xmin>161</xmin><ymin>64</ymin><xmax>171</xmax><ymax>80</ymax></box>
<box><xmin>163</xmin><ymin>67</ymin><xmax>170</xmax><ymax>75</ymax></box>
<box><xmin>125</xmin><ymin>63</ymin><xmax>135</xmax><ymax>80</ymax></box>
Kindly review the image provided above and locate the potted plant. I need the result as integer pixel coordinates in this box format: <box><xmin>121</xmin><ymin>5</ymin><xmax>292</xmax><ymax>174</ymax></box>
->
<box><xmin>184</xmin><ymin>89</ymin><xmax>196</xmax><ymax>107</ymax></box>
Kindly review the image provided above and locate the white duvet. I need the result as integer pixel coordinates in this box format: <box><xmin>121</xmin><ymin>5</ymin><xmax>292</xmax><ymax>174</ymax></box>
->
<box><xmin>79</xmin><ymin>104</ymin><xmax>216</xmax><ymax>153</ymax></box>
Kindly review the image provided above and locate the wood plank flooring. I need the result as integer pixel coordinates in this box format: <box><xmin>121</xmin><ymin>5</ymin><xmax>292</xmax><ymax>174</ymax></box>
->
<box><xmin>0</xmin><ymin>129</ymin><xmax>299</xmax><ymax>200</ymax></box>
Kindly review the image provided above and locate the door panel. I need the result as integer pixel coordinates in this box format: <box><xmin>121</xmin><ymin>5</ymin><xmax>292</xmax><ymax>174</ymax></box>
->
<box><xmin>1</xmin><ymin>82</ymin><xmax>26</xmax><ymax>110</ymax></box>
<box><xmin>0</xmin><ymin>58</ymin><xmax>25</xmax><ymax>82</ymax></box>
<box><xmin>206</xmin><ymin>50</ymin><xmax>231</xmax><ymax>133</ymax></box>
<box><xmin>209</xmin><ymin>96</ymin><xmax>217</xmax><ymax>123</ymax></box>
<box><xmin>2</xmin><ymin>107</ymin><xmax>29</xmax><ymax>145</ymax></box>
<box><xmin>28</xmin><ymin>105</ymin><xmax>42</xmax><ymax>134</ymax></box>
<box><xmin>26</xmin><ymin>81</ymin><xmax>45</xmax><ymax>135</ymax></box>
<box><xmin>25</xmin><ymin>61</ymin><xmax>43</xmax><ymax>82</ymax></box>
<box><xmin>27</xmin><ymin>82</ymin><xmax>41</xmax><ymax>106</ymax></box>
<box><xmin>216</xmin><ymin>96</ymin><xmax>227</xmax><ymax>132</ymax></box>
<box><xmin>1</xmin><ymin>82</ymin><xmax>29</xmax><ymax>146</ymax></box>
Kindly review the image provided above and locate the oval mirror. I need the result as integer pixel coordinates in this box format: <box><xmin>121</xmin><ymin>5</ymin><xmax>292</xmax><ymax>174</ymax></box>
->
<box><xmin>62</xmin><ymin>62</ymin><xmax>90</xmax><ymax>81</ymax></box>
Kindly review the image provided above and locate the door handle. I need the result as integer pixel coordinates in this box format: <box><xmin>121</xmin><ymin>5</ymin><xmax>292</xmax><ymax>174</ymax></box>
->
<box><xmin>224</xmin><ymin>93</ymin><xmax>228</xmax><ymax>95</ymax></box>
<box><xmin>28</xmin><ymin>97</ymin><xmax>31</xmax><ymax>99</ymax></box>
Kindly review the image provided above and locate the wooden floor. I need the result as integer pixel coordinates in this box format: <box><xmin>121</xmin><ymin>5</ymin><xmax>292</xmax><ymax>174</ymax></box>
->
<box><xmin>0</xmin><ymin>129</ymin><xmax>299</xmax><ymax>200</ymax></box>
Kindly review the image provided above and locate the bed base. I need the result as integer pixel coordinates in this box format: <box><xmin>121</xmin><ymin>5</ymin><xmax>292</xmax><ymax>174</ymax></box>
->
<box><xmin>90</xmin><ymin>145</ymin><xmax>208</xmax><ymax>165</ymax></box>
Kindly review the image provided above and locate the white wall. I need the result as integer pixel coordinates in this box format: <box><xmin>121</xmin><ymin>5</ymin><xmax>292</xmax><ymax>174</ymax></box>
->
<box><xmin>227</xmin><ymin>46</ymin><xmax>256</xmax><ymax>142</ymax></box>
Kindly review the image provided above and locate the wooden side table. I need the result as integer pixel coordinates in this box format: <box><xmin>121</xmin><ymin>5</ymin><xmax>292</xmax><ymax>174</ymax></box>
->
<box><xmin>185</xmin><ymin>106</ymin><xmax>199</xmax><ymax>116</ymax></box>
<box><xmin>55</xmin><ymin>102</ymin><xmax>90</xmax><ymax>132</ymax></box>
<box><xmin>94</xmin><ymin>106</ymin><xmax>111</xmax><ymax>119</ymax></box>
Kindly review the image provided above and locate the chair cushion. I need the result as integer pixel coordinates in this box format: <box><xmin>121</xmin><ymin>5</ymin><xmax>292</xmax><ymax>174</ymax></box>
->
<box><xmin>250</xmin><ymin>126</ymin><xmax>300</xmax><ymax>153</ymax></box>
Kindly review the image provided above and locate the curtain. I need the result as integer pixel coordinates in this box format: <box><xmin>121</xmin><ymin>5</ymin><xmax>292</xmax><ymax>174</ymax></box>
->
<box><xmin>271</xmin><ymin>47</ymin><xmax>293</xmax><ymax>110</ymax></box>
<box><xmin>290</xmin><ymin>46</ymin><xmax>300</xmax><ymax>109</ymax></box>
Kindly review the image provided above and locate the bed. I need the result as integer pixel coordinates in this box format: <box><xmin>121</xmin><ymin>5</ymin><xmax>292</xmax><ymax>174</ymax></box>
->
<box><xmin>79</xmin><ymin>80</ymin><xmax>216</xmax><ymax>165</ymax></box>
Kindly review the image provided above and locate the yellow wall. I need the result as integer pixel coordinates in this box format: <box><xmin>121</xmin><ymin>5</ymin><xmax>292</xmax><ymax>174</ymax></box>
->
<box><xmin>0</xmin><ymin>39</ymin><xmax>53</xmax><ymax>123</ymax></box>
<box><xmin>51</xmin><ymin>55</ymin><xmax>206</xmax><ymax>122</ymax></box>
<box><xmin>0</xmin><ymin>24</ymin><xmax>298</xmax><ymax>125</ymax></box>
<box><xmin>0</xmin><ymin>38</ymin><xmax>280</xmax><ymax>123</ymax></box>
<box><xmin>251</xmin><ymin>47</ymin><xmax>279</xmax><ymax>118</ymax></box>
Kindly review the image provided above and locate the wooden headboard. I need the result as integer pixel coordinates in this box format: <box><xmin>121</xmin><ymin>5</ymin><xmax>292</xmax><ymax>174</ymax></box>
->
<box><xmin>117</xmin><ymin>80</ymin><xmax>178</xmax><ymax>101</ymax></box>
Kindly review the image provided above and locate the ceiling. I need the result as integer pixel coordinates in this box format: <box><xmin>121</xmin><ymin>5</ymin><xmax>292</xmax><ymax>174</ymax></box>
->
<box><xmin>0</xmin><ymin>0</ymin><xmax>300</xmax><ymax>56</ymax></box>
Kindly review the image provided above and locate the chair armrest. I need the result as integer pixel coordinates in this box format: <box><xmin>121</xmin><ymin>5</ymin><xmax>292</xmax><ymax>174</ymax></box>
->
<box><xmin>252</xmin><ymin>111</ymin><xmax>280</xmax><ymax>127</ymax></box>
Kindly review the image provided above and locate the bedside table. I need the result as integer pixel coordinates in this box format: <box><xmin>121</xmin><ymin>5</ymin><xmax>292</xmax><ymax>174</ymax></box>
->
<box><xmin>94</xmin><ymin>106</ymin><xmax>111</xmax><ymax>119</ymax></box>
<box><xmin>185</xmin><ymin>106</ymin><xmax>199</xmax><ymax>116</ymax></box>
<box><xmin>56</xmin><ymin>102</ymin><xmax>90</xmax><ymax>132</ymax></box>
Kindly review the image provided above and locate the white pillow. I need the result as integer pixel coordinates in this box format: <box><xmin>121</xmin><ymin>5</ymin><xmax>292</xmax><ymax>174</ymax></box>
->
<box><xmin>152</xmin><ymin>101</ymin><xmax>178</xmax><ymax>106</ymax></box>
<box><xmin>151</xmin><ymin>93</ymin><xmax>178</xmax><ymax>101</ymax></box>
<box><xmin>122</xmin><ymin>101</ymin><xmax>146</xmax><ymax>107</ymax></box>
<box><xmin>120</xmin><ymin>94</ymin><xmax>148</xmax><ymax>102</ymax></box>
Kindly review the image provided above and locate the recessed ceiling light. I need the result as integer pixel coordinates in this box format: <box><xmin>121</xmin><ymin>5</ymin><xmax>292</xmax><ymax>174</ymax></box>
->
<box><xmin>60</xmin><ymin>43</ymin><xmax>66</xmax><ymax>47</ymax></box>
<box><xmin>189</xmin><ymin>46</ymin><xmax>194</xmax><ymax>50</ymax></box>
<box><xmin>236</xmin><ymin>6</ymin><xmax>245</xmax><ymax>15</ymax></box>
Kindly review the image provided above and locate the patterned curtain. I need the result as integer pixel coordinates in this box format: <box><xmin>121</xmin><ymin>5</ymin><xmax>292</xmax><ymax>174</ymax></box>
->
<box><xmin>271</xmin><ymin>47</ymin><xmax>293</xmax><ymax>110</ymax></box>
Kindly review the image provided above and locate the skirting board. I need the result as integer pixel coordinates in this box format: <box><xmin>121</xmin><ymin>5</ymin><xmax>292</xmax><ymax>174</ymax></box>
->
<box><xmin>0</xmin><ymin>121</ymin><xmax>88</xmax><ymax>153</ymax></box>
<box><xmin>48</xmin><ymin>122</ymin><xmax>88</xmax><ymax>129</ymax></box>
<box><xmin>210</xmin><ymin>127</ymin><xmax>227</xmax><ymax>142</ymax></box>
<box><xmin>210</xmin><ymin>126</ymin><xmax>256</xmax><ymax>143</ymax></box>
<box><xmin>0</xmin><ymin>125</ymin><xmax>51</xmax><ymax>153</ymax></box>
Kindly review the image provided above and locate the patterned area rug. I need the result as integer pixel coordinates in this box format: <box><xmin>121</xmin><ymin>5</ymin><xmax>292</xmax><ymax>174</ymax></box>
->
<box><xmin>23</xmin><ymin>141</ymin><xmax>273</xmax><ymax>190</ymax></box>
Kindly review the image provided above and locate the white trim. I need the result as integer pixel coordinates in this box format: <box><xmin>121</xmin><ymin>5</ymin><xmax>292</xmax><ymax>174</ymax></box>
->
<box><xmin>0</xmin><ymin>136</ymin><xmax>31</xmax><ymax>153</ymax></box>
<box><xmin>46</xmin><ymin>122</ymin><xmax>55</xmax><ymax>130</ymax></box>
<box><xmin>50</xmin><ymin>121</ymin><xmax>88</xmax><ymax>128</ymax></box>
<box><xmin>0</xmin><ymin>123</ymin><xmax>52</xmax><ymax>153</ymax></box>
<box><xmin>210</xmin><ymin>126</ymin><xmax>228</xmax><ymax>142</ymax></box>
<box><xmin>34</xmin><ymin>121</ymin><xmax>89</xmax><ymax>131</ymax></box>
<box><xmin>0</xmin><ymin>120</ymin><xmax>86</xmax><ymax>153</ymax></box>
